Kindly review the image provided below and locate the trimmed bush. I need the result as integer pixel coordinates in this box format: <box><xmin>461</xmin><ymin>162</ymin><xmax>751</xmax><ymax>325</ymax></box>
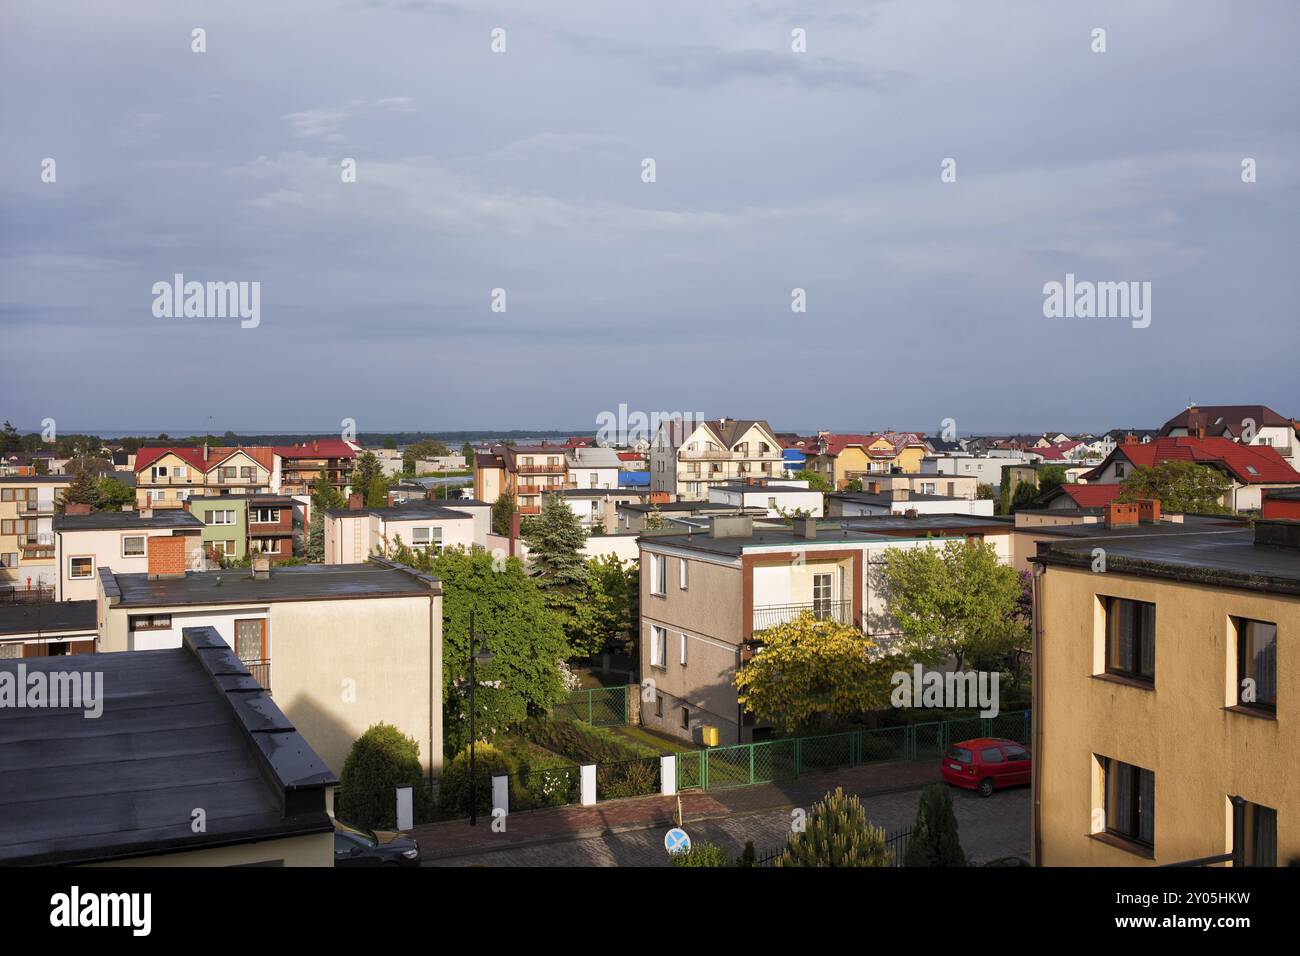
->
<box><xmin>337</xmin><ymin>723</ymin><xmax>430</xmax><ymax>830</ymax></box>
<box><xmin>906</xmin><ymin>784</ymin><xmax>966</xmax><ymax>867</ymax></box>
<box><xmin>776</xmin><ymin>787</ymin><xmax>892</xmax><ymax>867</ymax></box>
<box><xmin>439</xmin><ymin>742</ymin><xmax>515</xmax><ymax>817</ymax></box>
<box><xmin>670</xmin><ymin>842</ymin><xmax>733</xmax><ymax>867</ymax></box>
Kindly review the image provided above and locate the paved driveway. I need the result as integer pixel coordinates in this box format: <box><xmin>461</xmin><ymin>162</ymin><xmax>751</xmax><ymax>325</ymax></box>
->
<box><xmin>425</xmin><ymin>784</ymin><xmax>1029</xmax><ymax>867</ymax></box>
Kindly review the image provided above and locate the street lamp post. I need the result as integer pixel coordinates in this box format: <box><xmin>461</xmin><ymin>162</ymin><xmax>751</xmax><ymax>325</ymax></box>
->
<box><xmin>467</xmin><ymin>608</ymin><xmax>494</xmax><ymax>826</ymax></box>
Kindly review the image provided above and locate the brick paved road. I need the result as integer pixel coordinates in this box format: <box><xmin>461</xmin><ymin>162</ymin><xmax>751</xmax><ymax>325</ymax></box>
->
<box><xmin>425</xmin><ymin>783</ymin><xmax>1029</xmax><ymax>867</ymax></box>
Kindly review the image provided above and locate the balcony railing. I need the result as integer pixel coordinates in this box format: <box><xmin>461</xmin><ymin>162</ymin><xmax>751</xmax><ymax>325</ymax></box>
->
<box><xmin>243</xmin><ymin>659</ymin><xmax>271</xmax><ymax>692</ymax></box>
<box><xmin>517</xmin><ymin>463</ymin><xmax>565</xmax><ymax>474</ymax></box>
<box><xmin>518</xmin><ymin>505</ymin><xmax>541</xmax><ymax>515</ymax></box>
<box><xmin>678</xmin><ymin>449</ymin><xmax>732</xmax><ymax>460</ymax></box>
<box><xmin>18</xmin><ymin>501</ymin><xmax>55</xmax><ymax>515</ymax></box>
<box><xmin>752</xmin><ymin>600</ymin><xmax>852</xmax><ymax>632</ymax></box>
<box><xmin>0</xmin><ymin>584</ymin><xmax>56</xmax><ymax>605</ymax></box>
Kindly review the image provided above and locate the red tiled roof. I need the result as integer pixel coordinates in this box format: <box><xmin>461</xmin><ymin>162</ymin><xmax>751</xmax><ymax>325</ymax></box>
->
<box><xmin>1103</xmin><ymin>436</ymin><xmax>1300</xmax><ymax>484</ymax></box>
<box><xmin>617</xmin><ymin>452</ymin><xmax>644</xmax><ymax>461</ymax></box>
<box><xmin>134</xmin><ymin>447</ymin><xmax>208</xmax><ymax>472</ymax></box>
<box><xmin>272</xmin><ymin>440</ymin><xmax>357</xmax><ymax>460</ymax></box>
<box><xmin>1057</xmin><ymin>483</ymin><xmax>1123</xmax><ymax>508</ymax></box>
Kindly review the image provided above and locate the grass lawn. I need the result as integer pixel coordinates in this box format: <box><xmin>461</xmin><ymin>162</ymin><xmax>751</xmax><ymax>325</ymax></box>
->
<box><xmin>612</xmin><ymin>725</ymin><xmax>701</xmax><ymax>754</ymax></box>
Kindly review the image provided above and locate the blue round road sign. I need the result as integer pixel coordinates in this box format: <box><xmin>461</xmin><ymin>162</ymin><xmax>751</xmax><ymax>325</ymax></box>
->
<box><xmin>664</xmin><ymin>827</ymin><xmax>691</xmax><ymax>855</ymax></box>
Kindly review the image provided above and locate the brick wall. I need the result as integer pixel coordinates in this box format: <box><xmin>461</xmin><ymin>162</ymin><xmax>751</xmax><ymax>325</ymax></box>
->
<box><xmin>147</xmin><ymin>535</ymin><xmax>186</xmax><ymax>577</ymax></box>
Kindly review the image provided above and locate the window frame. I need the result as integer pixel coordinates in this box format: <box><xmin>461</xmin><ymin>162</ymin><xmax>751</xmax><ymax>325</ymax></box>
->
<box><xmin>121</xmin><ymin>534</ymin><xmax>146</xmax><ymax>558</ymax></box>
<box><xmin>650</xmin><ymin>625</ymin><xmax>667</xmax><ymax>669</ymax></box>
<box><xmin>1234</xmin><ymin>617</ymin><xmax>1277</xmax><ymax>714</ymax></box>
<box><xmin>1103</xmin><ymin>596</ymin><xmax>1156</xmax><ymax>685</ymax></box>
<box><xmin>68</xmin><ymin>555</ymin><xmax>94</xmax><ymax>579</ymax></box>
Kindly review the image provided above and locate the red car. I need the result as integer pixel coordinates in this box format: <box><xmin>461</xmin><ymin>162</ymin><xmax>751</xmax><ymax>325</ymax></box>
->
<box><xmin>940</xmin><ymin>738</ymin><xmax>1031</xmax><ymax>797</ymax></box>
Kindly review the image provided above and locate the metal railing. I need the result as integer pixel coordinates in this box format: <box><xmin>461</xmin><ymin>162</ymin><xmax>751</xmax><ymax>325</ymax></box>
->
<box><xmin>243</xmin><ymin>659</ymin><xmax>271</xmax><ymax>691</ymax></box>
<box><xmin>755</xmin><ymin>826</ymin><xmax>912</xmax><ymax>866</ymax></box>
<box><xmin>752</xmin><ymin>600</ymin><xmax>851</xmax><ymax>631</ymax></box>
<box><xmin>0</xmin><ymin>584</ymin><xmax>56</xmax><ymax>605</ymax></box>
<box><xmin>553</xmin><ymin>685</ymin><xmax>631</xmax><ymax>726</ymax></box>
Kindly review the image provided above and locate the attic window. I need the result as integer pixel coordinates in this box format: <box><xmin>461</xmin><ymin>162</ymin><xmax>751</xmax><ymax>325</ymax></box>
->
<box><xmin>1246</xmin><ymin>466</ymin><xmax>1259</xmax><ymax>475</ymax></box>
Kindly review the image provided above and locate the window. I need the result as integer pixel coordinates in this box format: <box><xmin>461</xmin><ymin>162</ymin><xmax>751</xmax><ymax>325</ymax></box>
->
<box><xmin>129</xmin><ymin>614</ymin><xmax>172</xmax><ymax>632</ymax></box>
<box><xmin>679</xmin><ymin>558</ymin><xmax>688</xmax><ymax>590</ymax></box>
<box><xmin>205</xmin><ymin>509</ymin><xmax>235</xmax><ymax>526</ymax></box>
<box><xmin>768</xmin><ymin>497</ymin><xmax>777</xmax><ymax>509</ymax></box>
<box><xmin>411</xmin><ymin>527</ymin><xmax>443</xmax><ymax>552</ymax></box>
<box><xmin>650</xmin><ymin>625</ymin><xmax>666</xmax><ymax>668</ymax></box>
<box><xmin>0</xmin><ymin>642</ymin><xmax>22</xmax><ymax>659</ymax></box>
<box><xmin>1235</xmin><ymin>618</ymin><xmax>1277</xmax><ymax>713</ymax></box>
<box><xmin>655</xmin><ymin>694</ymin><xmax>664</xmax><ymax>719</ymax></box>
<box><xmin>234</xmin><ymin>618</ymin><xmax>267</xmax><ymax>663</ymax></box>
<box><xmin>1241</xmin><ymin>801</ymin><xmax>1277</xmax><ymax>867</ymax></box>
<box><xmin>173</xmin><ymin>466</ymin><xmax>188</xmax><ymax>478</ymax></box>
<box><xmin>980</xmin><ymin>747</ymin><xmax>1004</xmax><ymax>763</ymax></box>
<box><xmin>0</xmin><ymin>553</ymin><xmax>17</xmax><ymax>568</ymax></box>
<box><xmin>680</xmin><ymin>632</ymin><xmax>688</xmax><ymax>666</ymax></box>
<box><xmin>650</xmin><ymin>554</ymin><xmax>666</xmax><ymax>595</ymax></box>
<box><xmin>250</xmin><ymin>508</ymin><xmax>281</xmax><ymax>524</ymax></box>
<box><xmin>241</xmin><ymin>466</ymin><xmax>255</xmax><ymax>479</ymax></box>
<box><xmin>680</xmin><ymin>707</ymin><xmax>690</xmax><ymax>730</ymax></box>
<box><xmin>1101</xmin><ymin>757</ymin><xmax>1155</xmax><ymax>848</ymax></box>
<box><xmin>589</xmin><ymin>472</ymin><xmax>598</xmax><ymax>486</ymax></box>
<box><xmin>1115</xmin><ymin>463</ymin><xmax>1126</xmax><ymax>478</ymax></box>
<box><xmin>208</xmin><ymin>539</ymin><xmax>235</xmax><ymax>557</ymax></box>
<box><xmin>121</xmin><ymin>535</ymin><xmax>146</xmax><ymax>558</ymax></box>
<box><xmin>252</xmin><ymin>538</ymin><xmax>280</xmax><ymax>554</ymax></box>
<box><xmin>69</xmin><ymin>556</ymin><xmax>93</xmax><ymax>579</ymax></box>
<box><xmin>1104</xmin><ymin>596</ymin><xmax>1156</xmax><ymax>683</ymax></box>
<box><xmin>813</xmin><ymin>573</ymin><xmax>833</xmax><ymax>617</ymax></box>
<box><xmin>151</xmin><ymin>466</ymin><xmax>168</xmax><ymax>482</ymax></box>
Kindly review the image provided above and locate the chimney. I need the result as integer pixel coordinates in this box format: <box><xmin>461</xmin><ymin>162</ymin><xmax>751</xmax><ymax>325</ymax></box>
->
<box><xmin>869</xmin><ymin>481</ymin><xmax>880</xmax><ymax>494</ymax></box>
<box><xmin>710</xmin><ymin>514</ymin><xmax>753</xmax><ymax>539</ymax></box>
<box><xmin>1137</xmin><ymin>499</ymin><xmax>1161</xmax><ymax>523</ymax></box>
<box><xmin>64</xmin><ymin>502</ymin><xmax>91</xmax><ymax>515</ymax></box>
<box><xmin>904</xmin><ymin>508</ymin><xmax>919</xmax><ymax>519</ymax></box>
<box><xmin>1123</xmin><ymin>433</ymin><xmax>1137</xmax><ymax>445</ymax></box>
<box><xmin>792</xmin><ymin>516</ymin><xmax>816</xmax><ymax>539</ymax></box>
<box><xmin>147</xmin><ymin>535</ymin><xmax>187</xmax><ymax>579</ymax></box>
<box><xmin>313</xmin><ymin>439</ymin><xmax>319</xmax><ymax>452</ymax></box>
<box><xmin>890</xmin><ymin>488</ymin><xmax>910</xmax><ymax>501</ymax></box>
<box><xmin>348</xmin><ymin>493</ymin><xmax>364</xmax><ymax>510</ymax></box>
<box><xmin>250</xmin><ymin>554</ymin><xmax>271</xmax><ymax>580</ymax></box>
<box><xmin>1104</xmin><ymin>501</ymin><xmax>1140</xmax><ymax>529</ymax></box>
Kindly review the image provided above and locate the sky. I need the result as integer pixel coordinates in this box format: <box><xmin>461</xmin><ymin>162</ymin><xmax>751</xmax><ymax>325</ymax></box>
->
<box><xmin>1</xmin><ymin>0</ymin><xmax>1297</xmax><ymax>437</ymax></box>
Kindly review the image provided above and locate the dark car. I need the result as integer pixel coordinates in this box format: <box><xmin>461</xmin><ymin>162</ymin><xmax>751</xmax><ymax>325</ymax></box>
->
<box><xmin>939</xmin><ymin>737</ymin><xmax>1032</xmax><ymax>798</ymax></box>
<box><xmin>333</xmin><ymin>819</ymin><xmax>421</xmax><ymax>867</ymax></box>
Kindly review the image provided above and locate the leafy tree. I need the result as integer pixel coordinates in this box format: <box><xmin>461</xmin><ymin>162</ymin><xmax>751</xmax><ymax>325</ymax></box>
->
<box><xmin>1119</xmin><ymin>460</ymin><xmax>1231</xmax><ymax>513</ymax></box>
<box><xmin>1009</xmin><ymin>480</ymin><xmax>1041</xmax><ymax>512</ymax></box>
<box><xmin>460</xmin><ymin>441</ymin><xmax>474</xmax><ymax>462</ymax></box>
<box><xmin>365</xmin><ymin>474</ymin><xmax>389</xmax><ymax>508</ymax></box>
<box><xmin>307</xmin><ymin>474</ymin><xmax>344</xmax><ymax>562</ymax></box>
<box><xmin>880</xmin><ymin>539</ymin><xmax>1028</xmax><ymax>670</ymax></box>
<box><xmin>383</xmin><ymin>437</ymin><xmax>397</xmax><ymax>450</ymax></box>
<box><xmin>905</xmin><ymin>784</ymin><xmax>966</xmax><ymax>867</ymax></box>
<box><xmin>734</xmin><ymin>611</ymin><xmax>890</xmax><ymax>734</ymax></box>
<box><xmin>573</xmin><ymin>554</ymin><xmax>637</xmax><ymax>658</ymax></box>
<box><xmin>351</xmin><ymin>450</ymin><xmax>383</xmax><ymax>497</ymax></box>
<box><xmin>430</xmin><ymin>548</ymin><xmax>568</xmax><ymax>755</ymax></box>
<box><xmin>1036</xmin><ymin>465</ymin><xmax>1066</xmax><ymax>497</ymax></box>
<box><xmin>795</xmin><ymin>469</ymin><xmax>831</xmax><ymax>493</ymax></box>
<box><xmin>491</xmin><ymin>490</ymin><xmax>516</xmax><ymax>536</ymax></box>
<box><xmin>64</xmin><ymin>462</ymin><xmax>100</xmax><ymax>508</ymax></box>
<box><xmin>975</xmin><ymin>483</ymin><xmax>995</xmax><ymax>501</ymax></box>
<box><xmin>337</xmin><ymin>722</ymin><xmax>430</xmax><ymax>829</ymax></box>
<box><xmin>844</xmin><ymin>478</ymin><xmax>863</xmax><ymax>492</ymax></box>
<box><xmin>670</xmin><ymin>842</ymin><xmax>734</xmax><ymax>867</ymax></box>
<box><xmin>438</xmin><ymin>743</ymin><xmax>514</xmax><ymax>817</ymax></box>
<box><xmin>403</xmin><ymin>439</ymin><xmax>451</xmax><ymax>474</ymax></box>
<box><xmin>522</xmin><ymin>493</ymin><xmax>589</xmax><ymax>637</ymax></box>
<box><xmin>94</xmin><ymin>477</ymin><xmax>135</xmax><ymax>512</ymax></box>
<box><xmin>776</xmin><ymin>787</ymin><xmax>893</xmax><ymax>867</ymax></box>
<box><xmin>0</xmin><ymin>421</ymin><xmax>19</xmax><ymax>455</ymax></box>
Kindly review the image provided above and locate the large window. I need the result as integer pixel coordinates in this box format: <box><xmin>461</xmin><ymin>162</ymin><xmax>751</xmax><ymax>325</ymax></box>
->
<box><xmin>249</xmin><ymin>508</ymin><xmax>281</xmax><ymax>524</ymax></box>
<box><xmin>234</xmin><ymin>618</ymin><xmax>267</xmax><ymax>663</ymax></box>
<box><xmin>68</xmin><ymin>556</ymin><xmax>93</xmax><ymax>579</ymax></box>
<box><xmin>129</xmin><ymin>614</ymin><xmax>172</xmax><ymax>632</ymax></box>
<box><xmin>813</xmin><ymin>572</ymin><xmax>834</xmax><ymax>617</ymax></box>
<box><xmin>1104</xmin><ymin>596</ymin><xmax>1156</xmax><ymax>683</ymax></box>
<box><xmin>650</xmin><ymin>625</ymin><xmax>666</xmax><ymax>668</ymax></box>
<box><xmin>121</xmin><ymin>535</ymin><xmax>146</xmax><ymax>558</ymax></box>
<box><xmin>1235</xmin><ymin>618</ymin><xmax>1277</xmax><ymax>713</ymax></box>
<box><xmin>411</xmin><ymin>527</ymin><xmax>443</xmax><ymax>552</ymax></box>
<box><xmin>1101</xmin><ymin>757</ymin><xmax>1155</xmax><ymax>848</ymax></box>
<box><xmin>650</xmin><ymin>554</ymin><xmax>666</xmax><ymax>595</ymax></box>
<box><xmin>205</xmin><ymin>509</ymin><xmax>235</xmax><ymax>526</ymax></box>
<box><xmin>1241</xmin><ymin>801</ymin><xmax>1278</xmax><ymax>867</ymax></box>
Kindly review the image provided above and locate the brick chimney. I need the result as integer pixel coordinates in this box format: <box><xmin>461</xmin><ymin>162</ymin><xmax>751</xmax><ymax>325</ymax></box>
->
<box><xmin>348</xmin><ymin>493</ymin><xmax>364</xmax><ymax>510</ymax></box>
<box><xmin>1104</xmin><ymin>501</ymin><xmax>1140</xmax><ymax>529</ymax></box>
<box><xmin>1122</xmin><ymin>433</ymin><xmax>1137</xmax><ymax>445</ymax></box>
<box><xmin>509</xmin><ymin>511</ymin><xmax>521</xmax><ymax>557</ymax></box>
<box><xmin>890</xmin><ymin>488</ymin><xmax>910</xmax><ymax>501</ymax></box>
<box><xmin>792</xmin><ymin>516</ymin><xmax>816</xmax><ymax>539</ymax></box>
<box><xmin>147</xmin><ymin>535</ymin><xmax>187</xmax><ymax>579</ymax></box>
<box><xmin>1137</xmin><ymin>499</ymin><xmax>1161</xmax><ymax>523</ymax></box>
<box><xmin>64</xmin><ymin>502</ymin><xmax>91</xmax><ymax>515</ymax></box>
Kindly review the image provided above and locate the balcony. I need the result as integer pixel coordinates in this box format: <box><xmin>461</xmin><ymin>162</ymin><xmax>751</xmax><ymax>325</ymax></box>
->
<box><xmin>517</xmin><ymin>463</ymin><xmax>565</xmax><ymax>475</ymax></box>
<box><xmin>243</xmin><ymin>659</ymin><xmax>271</xmax><ymax>692</ymax></box>
<box><xmin>752</xmin><ymin>600</ymin><xmax>852</xmax><ymax>632</ymax></box>
<box><xmin>18</xmin><ymin>501</ymin><xmax>55</xmax><ymax>516</ymax></box>
<box><xmin>0</xmin><ymin>584</ymin><xmax>55</xmax><ymax>604</ymax></box>
<box><xmin>518</xmin><ymin>505</ymin><xmax>541</xmax><ymax>516</ymax></box>
<box><xmin>679</xmin><ymin>448</ymin><xmax>731</xmax><ymax>460</ymax></box>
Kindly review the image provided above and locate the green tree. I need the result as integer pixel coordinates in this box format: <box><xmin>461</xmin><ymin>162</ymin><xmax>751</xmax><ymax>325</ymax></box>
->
<box><xmin>336</xmin><ymin>722</ymin><xmax>430</xmax><ymax>829</ymax></box>
<box><xmin>403</xmin><ymin>439</ymin><xmax>451</xmax><ymax>474</ymax></box>
<box><xmin>1119</xmin><ymin>460</ymin><xmax>1231</xmax><ymax>513</ymax></box>
<box><xmin>574</xmin><ymin>554</ymin><xmax>638</xmax><ymax>658</ymax></box>
<box><xmin>351</xmin><ymin>450</ymin><xmax>383</xmax><ymax>497</ymax></box>
<box><xmin>491</xmin><ymin>490</ymin><xmax>516</xmax><ymax>536</ymax></box>
<box><xmin>432</xmin><ymin>548</ymin><xmax>568</xmax><ymax>755</ymax></box>
<box><xmin>1036</xmin><ymin>465</ymin><xmax>1066</xmax><ymax>497</ymax></box>
<box><xmin>976</xmin><ymin>483</ymin><xmax>995</xmax><ymax>501</ymax></box>
<box><xmin>734</xmin><ymin>612</ymin><xmax>890</xmax><ymax>734</ymax></box>
<box><xmin>880</xmin><ymin>539</ymin><xmax>1028</xmax><ymax>669</ymax></box>
<box><xmin>906</xmin><ymin>784</ymin><xmax>966</xmax><ymax>866</ymax></box>
<box><xmin>307</xmin><ymin>474</ymin><xmax>344</xmax><ymax>563</ymax></box>
<box><xmin>365</xmin><ymin>474</ymin><xmax>389</xmax><ymax>508</ymax></box>
<box><xmin>776</xmin><ymin>788</ymin><xmax>893</xmax><ymax>867</ymax></box>
<box><xmin>0</xmin><ymin>421</ymin><xmax>19</xmax><ymax>455</ymax></box>
<box><xmin>94</xmin><ymin>477</ymin><xmax>135</xmax><ymax>512</ymax></box>
<box><xmin>383</xmin><ymin>437</ymin><xmax>397</xmax><ymax>450</ymax></box>
<box><xmin>460</xmin><ymin>441</ymin><xmax>474</xmax><ymax>462</ymax></box>
<box><xmin>521</xmin><ymin>493</ymin><xmax>589</xmax><ymax>638</ymax></box>
<box><xmin>643</xmin><ymin>503</ymin><xmax>666</xmax><ymax>530</ymax></box>
<box><xmin>795</xmin><ymin>469</ymin><xmax>831</xmax><ymax>493</ymax></box>
<box><xmin>64</xmin><ymin>462</ymin><xmax>100</xmax><ymax>508</ymax></box>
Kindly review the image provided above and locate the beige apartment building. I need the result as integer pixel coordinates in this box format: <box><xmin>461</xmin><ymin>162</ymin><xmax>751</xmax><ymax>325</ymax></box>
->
<box><xmin>324</xmin><ymin>502</ymin><xmax>483</xmax><ymax>563</ymax></box>
<box><xmin>55</xmin><ymin>509</ymin><xmax>204</xmax><ymax>602</ymax></box>
<box><xmin>650</xmin><ymin>419</ymin><xmax>785</xmax><ymax>501</ymax></box>
<box><xmin>1030</xmin><ymin>518</ymin><xmax>1299</xmax><ymax>867</ymax></box>
<box><xmin>0</xmin><ymin>475</ymin><xmax>70</xmax><ymax>593</ymax></box>
<box><xmin>95</xmin><ymin>557</ymin><xmax>444</xmax><ymax>775</ymax></box>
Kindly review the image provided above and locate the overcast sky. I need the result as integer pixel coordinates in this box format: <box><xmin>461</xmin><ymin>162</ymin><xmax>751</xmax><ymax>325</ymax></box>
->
<box><xmin>2</xmin><ymin>0</ymin><xmax>1296</xmax><ymax>436</ymax></box>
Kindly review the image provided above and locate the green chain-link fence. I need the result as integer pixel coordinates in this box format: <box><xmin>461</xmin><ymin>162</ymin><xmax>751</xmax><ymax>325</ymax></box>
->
<box><xmin>552</xmin><ymin>685</ymin><xmax>631</xmax><ymax>726</ymax></box>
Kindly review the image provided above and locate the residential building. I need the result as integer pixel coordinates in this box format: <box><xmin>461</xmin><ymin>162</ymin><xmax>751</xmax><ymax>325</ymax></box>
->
<box><xmin>1160</xmin><ymin>403</ymin><xmax>1299</xmax><ymax>468</ymax></box>
<box><xmin>187</xmin><ymin>494</ymin><xmax>249</xmax><ymax>563</ymax></box>
<box><xmin>274</xmin><ymin>439</ymin><xmax>357</xmax><ymax>496</ymax></box>
<box><xmin>0</xmin><ymin>599</ymin><xmax>97</xmax><ymax>657</ymax></box>
<box><xmin>555</xmin><ymin>488</ymin><xmax>653</xmax><ymax>533</ymax></box>
<box><xmin>473</xmin><ymin>449</ymin><xmax>507</xmax><ymax>504</ymax></box>
<box><xmin>826</xmin><ymin>489</ymin><xmax>995</xmax><ymax>517</ymax></box>
<box><xmin>95</xmin><ymin>558</ymin><xmax>443</xmax><ymax>775</ymax></box>
<box><xmin>802</xmin><ymin>432</ymin><xmax>930</xmax><ymax>490</ymax></box>
<box><xmin>508</xmin><ymin>444</ymin><xmax>568</xmax><ymax>514</ymax></box>
<box><xmin>247</xmin><ymin>494</ymin><xmax>297</xmax><ymax>562</ymax></box>
<box><xmin>650</xmin><ymin>418</ymin><xmax>784</xmax><ymax>500</ymax></box>
<box><xmin>324</xmin><ymin>502</ymin><xmax>478</xmax><ymax>563</ymax></box>
<box><xmin>0</xmin><ymin>475</ymin><xmax>70</xmax><ymax>591</ymax></box>
<box><xmin>1036</xmin><ymin>483</ymin><xmax>1123</xmax><ymax>511</ymax></box>
<box><xmin>1029</xmin><ymin>516</ymin><xmax>1300</xmax><ymax>866</ymax></box>
<box><xmin>1084</xmin><ymin>435</ymin><xmax>1300</xmax><ymax>511</ymax></box>
<box><xmin>707</xmin><ymin>477</ymin><xmax>824</xmax><ymax>517</ymax></box>
<box><xmin>55</xmin><ymin>510</ymin><xmax>204</xmax><ymax>602</ymax></box>
<box><xmin>0</xmin><ymin>627</ymin><xmax>336</xmax><ymax>866</ymax></box>
<box><xmin>134</xmin><ymin>445</ymin><xmax>274</xmax><ymax>508</ymax></box>
<box><xmin>920</xmin><ymin>453</ymin><xmax>1032</xmax><ymax>492</ymax></box>
<box><xmin>858</xmin><ymin>472</ymin><xmax>981</xmax><ymax>500</ymax></box>
<box><xmin>565</xmin><ymin>445</ymin><xmax>622</xmax><ymax>489</ymax></box>
<box><xmin>638</xmin><ymin>515</ymin><xmax>1010</xmax><ymax>745</ymax></box>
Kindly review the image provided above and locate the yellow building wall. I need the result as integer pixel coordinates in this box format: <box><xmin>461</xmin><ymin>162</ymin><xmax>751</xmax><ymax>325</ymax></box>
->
<box><xmin>1036</xmin><ymin>564</ymin><xmax>1300</xmax><ymax>866</ymax></box>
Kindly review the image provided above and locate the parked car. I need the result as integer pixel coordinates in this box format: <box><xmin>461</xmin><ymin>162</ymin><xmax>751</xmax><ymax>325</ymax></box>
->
<box><xmin>940</xmin><ymin>737</ymin><xmax>1031</xmax><ymax>797</ymax></box>
<box><xmin>333</xmin><ymin>818</ymin><xmax>421</xmax><ymax>867</ymax></box>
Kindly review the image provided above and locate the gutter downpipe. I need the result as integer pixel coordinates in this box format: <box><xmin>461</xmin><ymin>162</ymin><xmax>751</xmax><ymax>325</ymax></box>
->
<box><xmin>1031</xmin><ymin>560</ymin><xmax>1045</xmax><ymax>867</ymax></box>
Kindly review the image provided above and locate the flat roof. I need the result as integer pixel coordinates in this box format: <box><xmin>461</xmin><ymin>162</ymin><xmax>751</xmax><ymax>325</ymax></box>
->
<box><xmin>830</xmin><ymin>491</ymin><xmax>964</xmax><ymax>504</ymax></box>
<box><xmin>553</xmin><ymin>488</ymin><xmax>648</xmax><ymax>498</ymax></box>
<box><xmin>1034</xmin><ymin>528</ymin><xmax>1300</xmax><ymax>595</ymax></box>
<box><xmin>641</xmin><ymin>524</ymin><xmax>964</xmax><ymax>558</ymax></box>
<box><xmin>108</xmin><ymin>561</ymin><xmax>440</xmax><ymax>608</ymax></box>
<box><xmin>834</xmin><ymin>514</ymin><xmax>1014</xmax><ymax>533</ymax></box>
<box><xmin>324</xmin><ymin>504</ymin><xmax>475</xmax><ymax>520</ymax></box>
<box><xmin>0</xmin><ymin>600</ymin><xmax>97</xmax><ymax>638</ymax></box>
<box><xmin>0</xmin><ymin>627</ymin><xmax>336</xmax><ymax>865</ymax></box>
<box><xmin>54</xmin><ymin>510</ymin><xmax>203</xmax><ymax>532</ymax></box>
<box><xmin>0</xmin><ymin>475</ymin><xmax>72</xmax><ymax>484</ymax></box>
<box><xmin>619</xmin><ymin>501</ymin><xmax>765</xmax><ymax>513</ymax></box>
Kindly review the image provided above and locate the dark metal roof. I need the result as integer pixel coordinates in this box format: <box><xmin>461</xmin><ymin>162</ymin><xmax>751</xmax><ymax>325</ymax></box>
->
<box><xmin>54</xmin><ymin>510</ymin><xmax>203</xmax><ymax>531</ymax></box>
<box><xmin>0</xmin><ymin>626</ymin><xmax>336</xmax><ymax>865</ymax></box>
<box><xmin>108</xmin><ymin>562</ymin><xmax>440</xmax><ymax>608</ymax></box>
<box><xmin>0</xmin><ymin>600</ymin><xmax>97</xmax><ymax>638</ymax></box>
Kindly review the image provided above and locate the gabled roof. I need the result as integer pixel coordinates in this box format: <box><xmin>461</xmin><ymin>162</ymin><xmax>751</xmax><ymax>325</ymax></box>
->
<box><xmin>1041</xmin><ymin>483</ymin><xmax>1124</xmax><ymax>509</ymax></box>
<box><xmin>1088</xmin><ymin>436</ymin><xmax>1300</xmax><ymax>484</ymax></box>
<box><xmin>272</xmin><ymin>440</ymin><xmax>356</xmax><ymax>459</ymax></box>
<box><xmin>204</xmin><ymin>446</ymin><xmax>275</xmax><ymax>472</ymax></box>
<box><xmin>658</xmin><ymin>418</ymin><xmax>778</xmax><ymax>450</ymax></box>
<box><xmin>134</xmin><ymin>446</ymin><xmax>208</xmax><ymax>472</ymax></box>
<box><xmin>1160</xmin><ymin>404</ymin><xmax>1293</xmax><ymax>437</ymax></box>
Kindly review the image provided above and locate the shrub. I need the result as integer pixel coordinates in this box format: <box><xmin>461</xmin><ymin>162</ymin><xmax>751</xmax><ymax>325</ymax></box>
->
<box><xmin>494</xmin><ymin>736</ymin><xmax>580</xmax><ymax>809</ymax></box>
<box><xmin>521</xmin><ymin>716</ymin><xmax>656</xmax><ymax>763</ymax></box>
<box><xmin>438</xmin><ymin>742</ymin><xmax>515</xmax><ymax>817</ymax></box>
<box><xmin>776</xmin><ymin>787</ymin><xmax>893</xmax><ymax>867</ymax></box>
<box><xmin>737</xmin><ymin>841</ymin><xmax>757</xmax><ymax>867</ymax></box>
<box><xmin>670</xmin><ymin>842</ymin><xmax>733</xmax><ymax>867</ymax></box>
<box><xmin>337</xmin><ymin>723</ymin><xmax>430</xmax><ymax>830</ymax></box>
<box><xmin>906</xmin><ymin>784</ymin><xmax>966</xmax><ymax>867</ymax></box>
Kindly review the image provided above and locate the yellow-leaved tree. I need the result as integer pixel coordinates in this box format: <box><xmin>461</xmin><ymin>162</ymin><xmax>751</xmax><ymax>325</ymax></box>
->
<box><xmin>734</xmin><ymin>611</ymin><xmax>891</xmax><ymax>735</ymax></box>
